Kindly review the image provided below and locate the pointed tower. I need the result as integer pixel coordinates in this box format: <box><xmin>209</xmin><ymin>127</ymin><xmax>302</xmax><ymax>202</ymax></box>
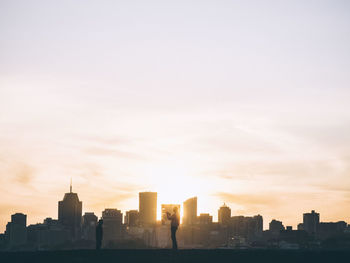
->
<box><xmin>70</xmin><ymin>178</ymin><xmax>72</xmax><ymax>193</ymax></box>
<box><xmin>58</xmin><ymin>181</ymin><xmax>82</xmax><ymax>240</ymax></box>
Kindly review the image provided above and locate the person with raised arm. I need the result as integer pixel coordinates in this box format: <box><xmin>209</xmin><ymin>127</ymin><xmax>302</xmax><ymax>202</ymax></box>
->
<box><xmin>166</xmin><ymin>206</ymin><xmax>180</xmax><ymax>250</ymax></box>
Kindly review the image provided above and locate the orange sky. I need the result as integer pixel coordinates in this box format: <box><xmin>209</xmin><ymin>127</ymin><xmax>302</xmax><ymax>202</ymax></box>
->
<box><xmin>1</xmin><ymin>0</ymin><xmax>350</xmax><ymax>232</ymax></box>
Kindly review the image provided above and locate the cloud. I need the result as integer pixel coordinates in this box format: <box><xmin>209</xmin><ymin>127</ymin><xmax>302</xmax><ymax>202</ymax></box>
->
<box><xmin>191</xmin><ymin>129</ymin><xmax>283</xmax><ymax>156</ymax></box>
<box><xmin>214</xmin><ymin>192</ymin><xmax>280</xmax><ymax>207</ymax></box>
<box><xmin>13</xmin><ymin>164</ymin><xmax>35</xmax><ymax>185</ymax></box>
<box><xmin>313</xmin><ymin>182</ymin><xmax>350</xmax><ymax>194</ymax></box>
<box><xmin>207</xmin><ymin>156</ymin><xmax>350</xmax><ymax>186</ymax></box>
<box><xmin>79</xmin><ymin>135</ymin><xmax>134</xmax><ymax>146</ymax></box>
<box><xmin>0</xmin><ymin>156</ymin><xmax>36</xmax><ymax>187</ymax></box>
<box><xmin>87</xmin><ymin>192</ymin><xmax>136</xmax><ymax>212</ymax></box>
<box><xmin>280</xmin><ymin>122</ymin><xmax>350</xmax><ymax>147</ymax></box>
<box><xmin>83</xmin><ymin>147</ymin><xmax>147</xmax><ymax>160</ymax></box>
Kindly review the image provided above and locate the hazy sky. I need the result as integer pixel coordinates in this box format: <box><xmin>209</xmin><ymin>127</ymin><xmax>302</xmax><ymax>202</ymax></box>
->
<box><xmin>1</xmin><ymin>0</ymin><xmax>350</xmax><ymax>231</ymax></box>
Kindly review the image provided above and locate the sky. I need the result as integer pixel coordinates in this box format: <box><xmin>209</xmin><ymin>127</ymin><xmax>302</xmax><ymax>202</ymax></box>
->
<box><xmin>0</xmin><ymin>0</ymin><xmax>350</xmax><ymax>232</ymax></box>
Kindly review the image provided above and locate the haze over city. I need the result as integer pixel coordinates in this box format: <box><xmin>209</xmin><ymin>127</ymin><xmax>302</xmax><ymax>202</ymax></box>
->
<box><xmin>1</xmin><ymin>0</ymin><xmax>350</xmax><ymax>233</ymax></box>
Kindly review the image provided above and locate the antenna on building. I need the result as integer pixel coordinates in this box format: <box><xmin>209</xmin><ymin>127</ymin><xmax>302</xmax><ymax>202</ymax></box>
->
<box><xmin>70</xmin><ymin>178</ymin><xmax>72</xmax><ymax>193</ymax></box>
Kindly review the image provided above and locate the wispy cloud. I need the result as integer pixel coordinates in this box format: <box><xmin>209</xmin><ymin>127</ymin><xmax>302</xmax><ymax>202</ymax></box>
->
<box><xmin>83</xmin><ymin>147</ymin><xmax>147</xmax><ymax>160</ymax></box>
<box><xmin>0</xmin><ymin>156</ymin><xmax>36</xmax><ymax>187</ymax></box>
<box><xmin>79</xmin><ymin>135</ymin><xmax>135</xmax><ymax>146</ymax></box>
<box><xmin>88</xmin><ymin>192</ymin><xmax>136</xmax><ymax>211</ymax></box>
<box><xmin>13</xmin><ymin>163</ymin><xmax>35</xmax><ymax>185</ymax></box>
<box><xmin>214</xmin><ymin>192</ymin><xmax>280</xmax><ymax>207</ymax></box>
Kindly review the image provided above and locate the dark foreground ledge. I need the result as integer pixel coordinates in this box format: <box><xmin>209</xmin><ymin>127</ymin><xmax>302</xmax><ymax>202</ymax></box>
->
<box><xmin>1</xmin><ymin>249</ymin><xmax>350</xmax><ymax>263</ymax></box>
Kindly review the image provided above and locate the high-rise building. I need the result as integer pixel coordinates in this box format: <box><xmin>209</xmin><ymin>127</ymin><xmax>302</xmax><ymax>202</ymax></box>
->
<box><xmin>124</xmin><ymin>210</ymin><xmax>139</xmax><ymax>227</ymax></box>
<box><xmin>183</xmin><ymin>197</ymin><xmax>197</xmax><ymax>225</ymax></box>
<box><xmin>161</xmin><ymin>204</ymin><xmax>181</xmax><ymax>225</ymax></box>
<box><xmin>82</xmin><ymin>212</ymin><xmax>98</xmax><ymax>241</ymax></box>
<box><xmin>5</xmin><ymin>213</ymin><xmax>27</xmax><ymax>247</ymax></box>
<box><xmin>229</xmin><ymin>215</ymin><xmax>263</xmax><ymax>241</ymax></box>
<box><xmin>198</xmin><ymin>213</ymin><xmax>213</xmax><ymax>225</ymax></box>
<box><xmin>269</xmin><ymin>219</ymin><xmax>285</xmax><ymax>234</ymax></box>
<box><xmin>11</xmin><ymin>213</ymin><xmax>27</xmax><ymax>226</ymax></box>
<box><xmin>58</xmin><ymin>183</ymin><xmax>82</xmax><ymax>240</ymax></box>
<box><xmin>303</xmin><ymin>210</ymin><xmax>319</xmax><ymax>236</ymax></box>
<box><xmin>218</xmin><ymin>203</ymin><xmax>231</xmax><ymax>225</ymax></box>
<box><xmin>139</xmin><ymin>192</ymin><xmax>157</xmax><ymax>226</ymax></box>
<box><xmin>102</xmin><ymin>209</ymin><xmax>123</xmax><ymax>244</ymax></box>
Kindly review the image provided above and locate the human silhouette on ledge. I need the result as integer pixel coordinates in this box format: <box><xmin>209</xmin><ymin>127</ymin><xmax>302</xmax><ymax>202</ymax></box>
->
<box><xmin>166</xmin><ymin>207</ymin><xmax>180</xmax><ymax>250</ymax></box>
<box><xmin>96</xmin><ymin>219</ymin><xmax>103</xmax><ymax>250</ymax></box>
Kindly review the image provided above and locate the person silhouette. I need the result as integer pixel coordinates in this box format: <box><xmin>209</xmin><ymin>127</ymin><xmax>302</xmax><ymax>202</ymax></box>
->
<box><xmin>166</xmin><ymin>207</ymin><xmax>180</xmax><ymax>250</ymax></box>
<box><xmin>96</xmin><ymin>219</ymin><xmax>103</xmax><ymax>250</ymax></box>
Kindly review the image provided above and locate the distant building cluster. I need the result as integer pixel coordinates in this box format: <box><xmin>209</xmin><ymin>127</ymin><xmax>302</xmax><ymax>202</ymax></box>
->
<box><xmin>1</xmin><ymin>187</ymin><xmax>349</xmax><ymax>251</ymax></box>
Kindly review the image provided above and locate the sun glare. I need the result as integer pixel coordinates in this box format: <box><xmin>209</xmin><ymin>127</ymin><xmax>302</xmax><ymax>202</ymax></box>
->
<box><xmin>141</xmin><ymin>161</ymin><xmax>201</xmax><ymax>220</ymax></box>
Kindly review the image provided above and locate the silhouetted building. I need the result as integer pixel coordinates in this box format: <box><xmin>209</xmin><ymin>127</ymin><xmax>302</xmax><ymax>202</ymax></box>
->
<box><xmin>124</xmin><ymin>210</ymin><xmax>139</xmax><ymax>227</ymax></box>
<box><xmin>139</xmin><ymin>192</ymin><xmax>157</xmax><ymax>226</ymax></box>
<box><xmin>102</xmin><ymin>209</ymin><xmax>123</xmax><ymax>244</ymax></box>
<box><xmin>161</xmin><ymin>204</ymin><xmax>181</xmax><ymax>225</ymax></box>
<box><xmin>229</xmin><ymin>215</ymin><xmax>263</xmax><ymax>241</ymax></box>
<box><xmin>279</xmin><ymin>226</ymin><xmax>308</xmax><ymax>247</ymax></box>
<box><xmin>218</xmin><ymin>204</ymin><xmax>231</xmax><ymax>225</ymax></box>
<box><xmin>318</xmin><ymin>221</ymin><xmax>347</xmax><ymax>240</ymax></box>
<box><xmin>27</xmin><ymin>218</ymin><xmax>70</xmax><ymax>249</ymax></box>
<box><xmin>0</xmin><ymin>234</ymin><xmax>5</xmax><ymax>249</ymax></box>
<box><xmin>198</xmin><ymin>213</ymin><xmax>213</xmax><ymax>225</ymax></box>
<box><xmin>183</xmin><ymin>197</ymin><xmax>197</xmax><ymax>225</ymax></box>
<box><xmin>5</xmin><ymin>213</ymin><xmax>27</xmax><ymax>248</ymax></box>
<box><xmin>82</xmin><ymin>212</ymin><xmax>97</xmax><ymax>241</ymax></box>
<box><xmin>346</xmin><ymin>225</ymin><xmax>350</xmax><ymax>233</ymax></box>
<box><xmin>194</xmin><ymin>214</ymin><xmax>214</xmax><ymax>247</ymax></box>
<box><xmin>11</xmin><ymin>213</ymin><xmax>26</xmax><ymax>226</ymax></box>
<box><xmin>269</xmin><ymin>219</ymin><xmax>285</xmax><ymax>234</ymax></box>
<box><xmin>252</xmin><ymin>215</ymin><xmax>263</xmax><ymax>239</ymax></box>
<box><xmin>303</xmin><ymin>210</ymin><xmax>319</xmax><ymax>236</ymax></box>
<box><xmin>208</xmin><ymin>222</ymin><xmax>229</xmax><ymax>247</ymax></box>
<box><xmin>58</xmin><ymin>184</ymin><xmax>82</xmax><ymax>240</ymax></box>
<box><xmin>229</xmin><ymin>216</ymin><xmax>245</xmax><ymax>238</ymax></box>
<box><xmin>96</xmin><ymin>219</ymin><xmax>103</xmax><ymax>249</ymax></box>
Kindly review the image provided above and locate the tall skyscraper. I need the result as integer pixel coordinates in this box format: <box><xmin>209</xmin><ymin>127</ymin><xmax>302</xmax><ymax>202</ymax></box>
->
<box><xmin>139</xmin><ymin>192</ymin><xmax>157</xmax><ymax>226</ymax></box>
<box><xmin>218</xmin><ymin>203</ymin><xmax>231</xmax><ymax>225</ymax></box>
<box><xmin>102</xmin><ymin>208</ymin><xmax>123</xmax><ymax>244</ymax></box>
<box><xmin>58</xmin><ymin>182</ymin><xmax>82</xmax><ymax>240</ymax></box>
<box><xmin>161</xmin><ymin>204</ymin><xmax>181</xmax><ymax>225</ymax></box>
<box><xmin>303</xmin><ymin>210</ymin><xmax>320</xmax><ymax>235</ymax></box>
<box><xmin>183</xmin><ymin>197</ymin><xmax>197</xmax><ymax>225</ymax></box>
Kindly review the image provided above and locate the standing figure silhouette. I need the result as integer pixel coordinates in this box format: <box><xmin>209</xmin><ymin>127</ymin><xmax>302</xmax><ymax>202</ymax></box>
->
<box><xmin>166</xmin><ymin>207</ymin><xmax>180</xmax><ymax>250</ymax></box>
<box><xmin>96</xmin><ymin>219</ymin><xmax>103</xmax><ymax>250</ymax></box>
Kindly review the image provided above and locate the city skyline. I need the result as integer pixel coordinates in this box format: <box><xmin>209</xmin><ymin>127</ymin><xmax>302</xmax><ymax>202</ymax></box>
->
<box><xmin>0</xmin><ymin>186</ymin><xmax>348</xmax><ymax>232</ymax></box>
<box><xmin>1</xmin><ymin>185</ymin><xmax>349</xmax><ymax>251</ymax></box>
<box><xmin>1</xmin><ymin>0</ymin><xmax>350</xmax><ymax>234</ymax></box>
